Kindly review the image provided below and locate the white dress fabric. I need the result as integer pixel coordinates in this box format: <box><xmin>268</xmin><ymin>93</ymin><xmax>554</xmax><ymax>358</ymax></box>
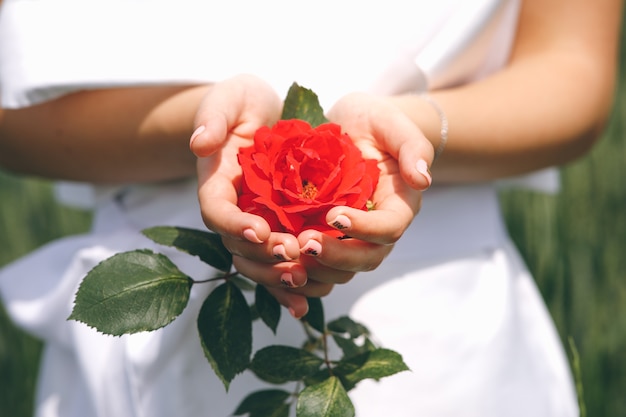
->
<box><xmin>0</xmin><ymin>0</ymin><xmax>578</xmax><ymax>416</ymax></box>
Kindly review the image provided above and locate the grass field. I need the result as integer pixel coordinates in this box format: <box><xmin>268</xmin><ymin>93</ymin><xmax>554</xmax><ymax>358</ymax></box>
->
<box><xmin>500</xmin><ymin>85</ymin><xmax>626</xmax><ymax>416</ymax></box>
<box><xmin>2</xmin><ymin>30</ymin><xmax>626</xmax><ymax>417</ymax></box>
<box><xmin>0</xmin><ymin>175</ymin><xmax>92</xmax><ymax>417</ymax></box>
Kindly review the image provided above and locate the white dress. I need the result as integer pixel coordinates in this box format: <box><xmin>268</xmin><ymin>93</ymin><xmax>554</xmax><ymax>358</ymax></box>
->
<box><xmin>0</xmin><ymin>0</ymin><xmax>577</xmax><ymax>416</ymax></box>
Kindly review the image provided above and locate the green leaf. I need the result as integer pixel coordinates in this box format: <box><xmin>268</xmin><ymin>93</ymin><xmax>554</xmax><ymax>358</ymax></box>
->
<box><xmin>142</xmin><ymin>226</ymin><xmax>232</xmax><ymax>272</ymax></box>
<box><xmin>248</xmin><ymin>403</ymin><xmax>291</xmax><ymax>417</ymax></box>
<box><xmin>197</xmin><ymin>281</ymin><xmax>252</xmax><ymax>391</ymax></box>
<box><xmin>327</xmin><ymin>316</ymin><xmax>370</xmax><ymax>339</ymax></box>
<box><xmin>68</xmin><ymin>250</ymin><xmax>193</xmax><ymax>335</ymax></box>
<box><xmin>296</xmin><ymin>376</ymin><xmax>355</xmax><ymax>417</ymax></box>
<box><xmin>249</xmin><ymin>403</ymin><xmax>291</xmax><ymax>417</ymax></box>
<box><xmin>329</xmin><ymin>317</ymin><xmax>375</xmax><ymax>358</ymax></box>
<box><xmin>301</xmin><ymin>297</ymin><xmax>325</xmax><ymax>333</ymax></box>
<box><xmin>230</xmin><ymin>274</ymin><xmax>257</xmax><ymax>292</ymax></box>
<box><xmin>302</xmin><ymin>367</ymin><xmax>334</xmax><ymax>388</ymax></box>
<box><xmin>234</xmin><ymin>389</ymin><xmax>292</xmax><ymax>416</ymax></box>
<box><xmin>331</xmin><ymin>334</ymin><xmax>375</xmax><ymax>359</ymax></box>
<box><xmin>250</xmin><ymin>345</ymin><xmax>325</xmax><ymax>384</ymax></box>
<box><xmin>249</xmin><ymin>304</ymin><xmax>260</xmax><ymax>321</ymax></box>
<box><xmin>334</xmin><ymin>348</ymin><xmax>410</xmax><ymax>391</ymax></box>
<box><xmin>255</xmin><ymin>285</ymin><xmax>281</xmax><ymax>334</ymax></box>
<box><xmin>281</xmin><ymin>83</ymin><xmax>329</xmax><ymax>128</ymax></box>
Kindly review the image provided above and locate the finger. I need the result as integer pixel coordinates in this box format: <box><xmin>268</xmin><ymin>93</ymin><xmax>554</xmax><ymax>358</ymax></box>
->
<box><xmin>195</xmin><ymin>113</ymin><xmax>271</xmax><ymax>243</ymax></box>
<box><xmin>285</xmin><ymin>279</ymin><xmax>335</xmax><ymax>298</ymax></box>
<box><xmin>329</xmin><ymin>94</ymin><xmax>435</xmax><ymax>190</ymax></box>
<box><xmin>365</xmin><ymin>111</ymin><xmax>434</xmax><ymax>191</ymax></box>
<box><xmin>324</xmin><ymin>197</ymin><xmax>419</xmax><ymax>245</ymax></box>
<box><xmin>298</xmin><ymin>230</ymin><xmax>394</xmax><ymax>272</ymax></box>
<box><xmin>296</xmin><ymin>255</ymin><xmax>357</xmax><ymax>284</ymax></box>
<box><xmin>190</xmin><ymin>111</ymin><xmax>229</xmax><ymax>157</ymax></box>
<box><xmin>198</xmin><ymin>168</ymin><xmax>272</xmax><ymax>243</ymax></box>
<box><xmin>265</xmin><ymin>287</ymin><xmax>309</xmax><ymax>319</ymax></box>
<box><xmin>398</xmin><ymin>135</ymin><xmax>434</xmax><ymax>191</ymax></box>
<box><xmin>233</xmin><ymin>254</ymin><xmax>336</xmax><ymax>296</ymax></box>
<box><xmin>190</xmin><ymin>75</ymin><xmax>281</xmax><ymax>157</ymax></box>
<box><xmin>233</xmin><ymin>256</ymin><xmax>308</xmax><ymax>288</ymax></box>
<box><xmin>222</xmin><ymin>232</ymin><xmax>301</xmax><ymax>263</ymax></box>
<box><xmin>324</xmin><ymin>179</ymin><xmax>421</xmax><ymax>245</ymax></box>
<box><xmin>190</xmin><ymin>83</ymin><xmax>240</xmax><ymax>157</ymax></box>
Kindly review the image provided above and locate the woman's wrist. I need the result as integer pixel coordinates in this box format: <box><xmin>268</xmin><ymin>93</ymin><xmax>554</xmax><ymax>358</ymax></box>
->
<box><xmin>418</xmin><ymin>94</ymin><xmax>448</xmax><ymax>160</ymax></box>
<box><xmin>388</xmin><ymin>94</ymin><xmax>448</xmax><ymax>159</ymax></box>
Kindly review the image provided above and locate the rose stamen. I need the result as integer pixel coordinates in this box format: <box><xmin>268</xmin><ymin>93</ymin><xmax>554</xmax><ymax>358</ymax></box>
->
<box><xmin>301</xmin><ymin>180</ymin><xmax>318</xmax><ymax>200</ymax></box>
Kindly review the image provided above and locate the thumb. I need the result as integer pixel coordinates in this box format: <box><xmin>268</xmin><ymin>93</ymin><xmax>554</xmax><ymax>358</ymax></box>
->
<box><xmin>349</xmin><ymin>94</ymin><xmax>435</xmax><ymax>191</ymax></box>
<box><xmin>398</xmin><ymin>136</ymin><xmax>434</xmax><ymax>191</ymax></box>
<box><xmin>189</xmin><ymin>75</ymin><xmax>282</xmax><ymax>157</ymax></box>
<box><xmin>189</xmin><ymin>111</ymin><xmax>230</xmax><ymax>157</ymax></box>
<box><xmin>366</xmin><ymin>105</ymin><xmax>435</xmax><ymax>191</ymax></box>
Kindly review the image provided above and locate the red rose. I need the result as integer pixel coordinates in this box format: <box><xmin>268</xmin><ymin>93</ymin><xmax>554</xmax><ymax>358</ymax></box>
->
<box><xmin>237</xmin><ymin>119</ymin><xmax>380</xmax><ymax>236</ymax></box>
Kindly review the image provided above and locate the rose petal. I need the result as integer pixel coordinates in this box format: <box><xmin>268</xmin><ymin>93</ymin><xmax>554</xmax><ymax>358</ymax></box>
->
<box><xmin>237</xmin><ymin>119</ymin><xmax>380</xmax><ymax>235</ymax></box>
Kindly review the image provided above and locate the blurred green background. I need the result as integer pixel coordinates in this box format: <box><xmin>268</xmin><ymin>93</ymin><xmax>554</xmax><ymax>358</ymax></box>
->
<box><xmin>2</xmin><ymin>26</ymin><xmax>626</xmax><ymax>417</ymax></box>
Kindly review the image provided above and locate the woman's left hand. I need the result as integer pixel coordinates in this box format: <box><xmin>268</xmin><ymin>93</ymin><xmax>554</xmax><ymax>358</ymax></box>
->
<box><xmin>295</xmin><ymin>92</ymin><xmax>434</xmax><ymax>261</ymax></box>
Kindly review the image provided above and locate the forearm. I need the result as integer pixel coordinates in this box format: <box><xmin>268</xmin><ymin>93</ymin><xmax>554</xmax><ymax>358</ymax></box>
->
<box><xmin>392</xmin><ymin>53</ymin><xmax>616</xmax><ymax>182</ymax></box>
<box><xmin>390</xmin><ymin>0</ymin><xmax>622</xmax><ymax>183</ymax></box>
<box><xmin>0</xmin><ymin>84</ymin><xmax>211</xmax><ymax>183</ymax></box>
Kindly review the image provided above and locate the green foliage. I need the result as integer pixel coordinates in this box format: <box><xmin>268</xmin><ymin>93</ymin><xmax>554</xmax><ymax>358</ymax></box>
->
<box><xmin>0</xmin><ymin>171</ymin><xmax>93</xmax><ymax>417</ymax></box>
<box><xmin>301</xmin><ymin>297</ymin><xmax>325</xmax><ymax>333</ymax></box>
<box><xmin>66</xmin><ymin>223</ymin><xmax>408</xmax><ymax>414</ymax></box>
<box><xmin>498</xmin><ymin>66</ymin><xmax>626</xmax><ymax>416</ymax></box>
<box><xmin>250</xmin><ymin>346</ymin><xmax>326</xmax><ymax>385</ymax></box>
<box><xmin>64</xmin><ymin>221</ymin><xmax>408</xmax><ymax>414</ymax></box>
<box><xmin>255</xmin><ymin>284</ymin><xmax>281</xmax><ymax>334</ymax></box>
<box><xmin>234</xmin><ymin>389</ymin><xmax>292</xmax><ymax>416</ymax></box>
<box><xmin>143</xmin><ymin>226</ymin><xmax>232</xmax><ymax>272</ymax></box>
<box><xmin>327</xmin><ymin>316</ymin><xmax>370</xmax><ymax>338</ymax></box>
<box><xmin>327</xmin><ymin>316</ymin><xmax>376</xmax><ymax>359</ymax></box>
<box><xmin>568</xmin><ymin>337</ymin><xmax>586</xmax><ymax>417</ymax></box>
<box><xmin>281</xmin><ymin>83</ymin><xmax>329</xmax><ymax>128</ymax></box>
<box><xmin>68</xmin><ymin>250</ymin><xmax>193</xmax><ymax>335</ymax></box>
<box><xmin>333</xmin><ymin>348</ymin><xmax>410</xmax><ymax>391</ymax></box>
<box><xmin>197</xmin><ymin>281</ymin><xmax>252</xmax><ymax>391</ymax></box>
<box><xmin>296</xmin><ymin>377</ymin><xmax>354</xmax><ymax>417</ymax></box>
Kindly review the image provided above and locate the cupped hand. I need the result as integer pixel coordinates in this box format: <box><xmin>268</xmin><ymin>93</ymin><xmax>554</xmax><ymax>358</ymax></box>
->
<box><xmin>191</xmin><ymin>83</ymin><xmax>434</xmax><ymax>318</ymax></box>
<box><xmin>296</xmin><ymin>92</ymin><xmax>435</xmax><ymax>273</ymax></box>
<box><xmin>191</xmin><ymin>75</ymin><xmax>334</xmax><ymax>318</ymax></box>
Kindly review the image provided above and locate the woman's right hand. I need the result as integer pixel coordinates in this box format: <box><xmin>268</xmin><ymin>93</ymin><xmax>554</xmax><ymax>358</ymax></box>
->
<box><xmin>191</xmin><ymin>75</ymin><xmax>320</xmax><ymax>317</ymax></box>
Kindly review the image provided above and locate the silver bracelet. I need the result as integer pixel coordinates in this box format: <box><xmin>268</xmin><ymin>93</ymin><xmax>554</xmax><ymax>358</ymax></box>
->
<box><xmin>420</xmin><ymin>93</ymin><xmax>449</xmax><ymax>160</ymax></box>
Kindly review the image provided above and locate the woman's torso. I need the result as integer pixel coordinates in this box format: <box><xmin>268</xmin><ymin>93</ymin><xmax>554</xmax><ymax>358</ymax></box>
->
<box><xmin>1</xmin><ymin>0</ymin><xmax>521</xmax><ymax>265</ymax></box>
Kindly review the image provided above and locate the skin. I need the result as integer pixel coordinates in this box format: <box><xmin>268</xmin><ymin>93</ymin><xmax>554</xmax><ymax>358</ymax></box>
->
<box><xmin>192</xmin><ymin>76</ymin><xmax>429</xmax><ymax>316</ymax></box>
<box><xmin>387</xmin><ymin>0</ymin><xmax>622</xmax><ymax>182</ymax></box>
<box><xmin>0</xmin><ymin>85</ymin><xmax>206</xmax><ymax>183</ymax></box>
<box><xmin>0</xmin><ymin>0</ymin><xmax>622</xmax><ymax>317</ymax></box>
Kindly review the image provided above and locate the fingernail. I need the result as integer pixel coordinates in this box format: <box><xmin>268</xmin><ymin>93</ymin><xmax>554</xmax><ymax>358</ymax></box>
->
<box><xmin>416</xmin><ymin>159</ymin><xmax>433</xmax><ymax>189</ymax></box>
<box><xmin>272</xmin><ymin>244</ymin><xmax>291</xmax><ymax>261</ymax></box>
<box><xmin>289</xmin><ymin>304</ymin><xmax>309</xmax><ymax>319</ymax></box>
<box><xmin>189</xmin><ymin>125</ymin><xmax>206</xmax><ymax>146</ymax></box>
<box><xmin>301</xmin><ymin>239</ymin><xmax>322</xmax><ymax>257</ymax></box>
<box><xmin>243</xmin><ymin>228</ymin><xmax>263</xmax><ymax>243</ymax></box>
<box><xmin>280</xmin><ymin>272</ymin><xmax>296</xmax><ymax>288</ymax></box>
<box><xmin>328</xmin><ymin>214</ymin><xmax>351</xmax><ymax>231</ymax></box>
